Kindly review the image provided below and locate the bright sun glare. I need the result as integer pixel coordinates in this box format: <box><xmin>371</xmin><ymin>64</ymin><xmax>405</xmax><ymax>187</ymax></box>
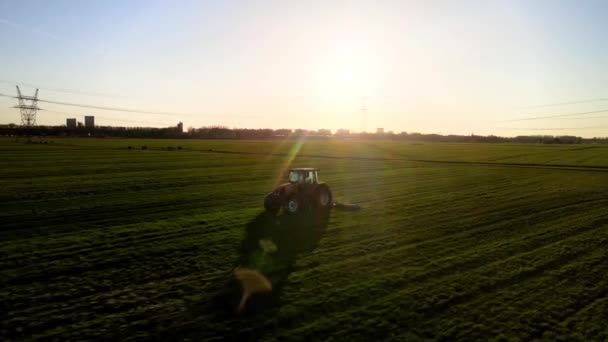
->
<box><xmin>314</xmin><ymin>44</ymin><xmax>381</xmax><ymax>108</ymax></box>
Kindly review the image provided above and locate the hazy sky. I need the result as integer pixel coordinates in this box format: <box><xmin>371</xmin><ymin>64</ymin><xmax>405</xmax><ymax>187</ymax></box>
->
<box><xmin>1</xmin><ymin>0</ymin><xmax>608</xmax><ymax>137</ymax></box>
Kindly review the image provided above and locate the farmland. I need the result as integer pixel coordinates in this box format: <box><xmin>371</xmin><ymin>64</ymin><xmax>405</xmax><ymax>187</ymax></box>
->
<box><xmin>2</xmin><ymin>137</ymin><xmax>608</xmax><ymax>341</ymax></box>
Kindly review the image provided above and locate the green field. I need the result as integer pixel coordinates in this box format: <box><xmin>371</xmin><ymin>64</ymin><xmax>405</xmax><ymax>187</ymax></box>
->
<box><xmin>2</xmin><ymin>137</ymin><xmax>608</xmax><ymax>341</ymax></box>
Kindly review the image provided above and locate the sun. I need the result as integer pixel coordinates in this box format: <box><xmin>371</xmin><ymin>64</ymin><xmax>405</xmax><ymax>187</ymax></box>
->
<box><xmin>313</xmin><ymin>44</ymin><xmax>381</xmax><ymax>108</ymax></box>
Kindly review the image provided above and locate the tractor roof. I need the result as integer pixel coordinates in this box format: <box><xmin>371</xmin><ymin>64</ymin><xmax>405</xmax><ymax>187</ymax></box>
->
<box><xmin>290</xmin><ymin>168</ymin><xmax>319</xmax><ymax>171</ymax></box>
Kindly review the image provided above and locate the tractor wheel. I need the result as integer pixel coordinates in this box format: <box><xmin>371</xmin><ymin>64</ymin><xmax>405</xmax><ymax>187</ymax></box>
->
<box><xmin>314</xmin><ymin>184</ymin><xmax>333</xmax><ymax>210</ymax></box>
<box><xmin>264</xmin><ymin>195</ymin><xmax>279</xmax><ymax>215</ymax></box>
<box><xmin>283</xmin><ymin>195</ymin><xmax>301</xmax><ymax>214</ymax></box>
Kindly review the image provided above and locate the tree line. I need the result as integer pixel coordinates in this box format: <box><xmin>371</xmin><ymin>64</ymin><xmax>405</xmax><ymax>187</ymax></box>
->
<box><xmin>0</xmin><ymin>124</ymin><xmax>606</xmax><ymax>144</ymax></box>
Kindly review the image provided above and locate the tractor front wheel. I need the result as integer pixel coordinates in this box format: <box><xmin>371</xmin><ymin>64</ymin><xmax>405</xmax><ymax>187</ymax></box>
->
<box><xmin>284</xmin><ymin>195</ymin><xmax>301</xmax><ymax>214</ymax></box>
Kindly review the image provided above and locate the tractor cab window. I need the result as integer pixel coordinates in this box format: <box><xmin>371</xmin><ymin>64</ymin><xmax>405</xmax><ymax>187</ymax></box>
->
<box><xmin>289</xmin><ymin>170</ymin><xmax>318</xmax><ymax>184</ymax></box>
<box><xmin>305</xmin><ymin>171</ymin><xmax>315</xmax><ymax>184</ymax></box>
<box><xmin>289</xmin><ymin>171</ymin><xmax>301</xmax><ymax>183</ymax></box>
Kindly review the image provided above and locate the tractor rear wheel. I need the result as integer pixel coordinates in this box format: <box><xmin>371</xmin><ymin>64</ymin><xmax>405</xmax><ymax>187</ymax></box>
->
<box><xmin>314</xmin><ymin>184</ymin><xmax>333</xmax><ymax>210</ymax></box>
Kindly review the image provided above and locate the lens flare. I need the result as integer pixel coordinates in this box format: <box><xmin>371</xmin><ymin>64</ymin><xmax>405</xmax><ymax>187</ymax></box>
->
<box><xmin>273</xmin><ymin>135</ymin><xmax>306</xmax><ymax>187</ymax></box>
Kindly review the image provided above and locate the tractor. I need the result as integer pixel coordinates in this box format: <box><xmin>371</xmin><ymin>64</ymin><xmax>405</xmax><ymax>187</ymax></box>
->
<box><xmin>264</xmin><ymin>168</ymin><xmax>333</xmax><ymax>215</ymax></box>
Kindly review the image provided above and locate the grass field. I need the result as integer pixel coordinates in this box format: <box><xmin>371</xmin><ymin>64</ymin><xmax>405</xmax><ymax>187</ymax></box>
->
<box><xmin>2</xmin><ymin>137</ymin><xmax>608</xmax><ymax>341</ymax></box>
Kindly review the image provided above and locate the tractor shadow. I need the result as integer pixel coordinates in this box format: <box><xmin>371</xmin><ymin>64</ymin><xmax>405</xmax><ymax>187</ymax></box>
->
<box><xmin>210</xmin><ymin>207</ymin><xmax>330</xmax><ymax>317</ymax></box>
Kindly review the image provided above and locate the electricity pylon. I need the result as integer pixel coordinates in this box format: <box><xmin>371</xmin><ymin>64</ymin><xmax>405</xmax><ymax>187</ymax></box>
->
<box><xmin>14</xmin><ymin>85</ymin><xmax>40</xmax><ymax>126</ymax></box>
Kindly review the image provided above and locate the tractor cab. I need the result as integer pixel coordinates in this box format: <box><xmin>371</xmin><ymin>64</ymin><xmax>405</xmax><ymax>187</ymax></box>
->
<box><xmin>288</xmin><ymin>168</ymin><xmax>319</xmax><ymax>185</ymax></box>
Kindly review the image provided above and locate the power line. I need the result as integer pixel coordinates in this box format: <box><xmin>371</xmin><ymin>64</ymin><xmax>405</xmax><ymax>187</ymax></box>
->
<box><xmin>1</xmin><ymin>91</ymin><xmax>197</xmax><ymax>118</ymax></box>
<box><xmin>500</xmin><ymin>109</ymin><xmax>608</xmax><ymax>122</ymax></box>
<box><xmin>37</xmin><ymin>98</ymin><xmax>197</xmax><ymax>117</ymax></box>
<box><xmin>1</xmin><ymin>91</ymin><xmax>262</xmax><ymax>120</ymax></box>
<box><xmin>504</xmin><ymin>127</ymin><xmax>607</xmax><ymax>131</ymax></box>
<box><xmin>0</xmin><ymin>79</ymin><xmax>129</xmax><ymax>99</ymax></box>
<box><xmin>564</xmin><ymin>115</ymin><xmax>608</xmax><ymax>120</ymax></box>
<box><xmin>519</xmin><ymin>98</ymin><xmax>608</xmax><ymax>109</ymax></box>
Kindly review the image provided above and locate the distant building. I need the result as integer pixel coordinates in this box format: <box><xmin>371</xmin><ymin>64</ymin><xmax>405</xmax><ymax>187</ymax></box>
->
<box><xmin>336</xmin><ymin>129</ymin><xmax>350</xmax><ymax>136</ymax></box>
<box><xmin>377</xmin><ymin>127</ymin><xmax>384</xmax><ymax>134</ymax></box>
<box><xmin>84</xmin><ymin>116</ymin><xmax>95</xmax><ymax>128</ymax></box>
<box><xmin>317</xmin><ymin>128</ymin><xmax>332</xmax><ymax>136</ymax></box>
<box><xmin>177</xmin><ymin>122</ymin><xmax>183</xmax><ymax>132</ymax></box>
<box><xmin>66</xmin><ymin>118</ymin><xmax>77</xmax><ymax>128</ymax></box>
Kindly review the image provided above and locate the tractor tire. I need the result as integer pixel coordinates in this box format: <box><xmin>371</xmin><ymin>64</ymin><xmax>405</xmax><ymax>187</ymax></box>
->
<box><xmin>264</xmin><ymin>194</ymin><xmax>280</xmax><ymax>215</ymax></box>
<box><xmin>283</xmin><ymin>195</ymin><xmax>301</xmax><ymax>214</ymax></box>
<box><xmin>314</xmin><ymin>184</ymin><xmax>333</xmax><ymax>210</ymax></box>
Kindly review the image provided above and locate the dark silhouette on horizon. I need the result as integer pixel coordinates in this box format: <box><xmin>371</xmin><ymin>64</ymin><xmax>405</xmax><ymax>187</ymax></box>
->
<box><xmin>0</xmin><ymin>124</ymin><xmax>601</xmax><ymax>144</ymax></box>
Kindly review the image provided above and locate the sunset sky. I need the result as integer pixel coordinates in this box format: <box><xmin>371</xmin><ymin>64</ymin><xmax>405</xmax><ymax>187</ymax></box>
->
<box><xmin>1</xmin><ymin>0</ymin><xmax>608</xmax><ymax>136</ymax></box>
